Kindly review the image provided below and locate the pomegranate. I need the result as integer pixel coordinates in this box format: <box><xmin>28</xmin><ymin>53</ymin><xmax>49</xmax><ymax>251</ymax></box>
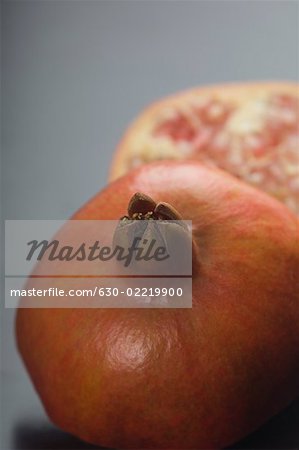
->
<box><xmin>109</xmin><ymin>82</ymin><xmax>299</xmax><ymax>214</ymax></box>
<box><xmin>16</xmin><ymin>161</ymin><xmax>299</xmax><ymax>449</ymax></box>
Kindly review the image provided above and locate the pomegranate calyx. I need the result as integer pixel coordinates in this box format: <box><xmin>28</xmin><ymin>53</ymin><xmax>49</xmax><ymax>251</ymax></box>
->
<box><xmin>126</xmin><ymin>192</ymin><xmax>186</xmax><ymax>226</ymax></box>
<box><xmin>113</xmin><ymin>193</ymin><xmax>191</xmax><ymax>264</ymax></box>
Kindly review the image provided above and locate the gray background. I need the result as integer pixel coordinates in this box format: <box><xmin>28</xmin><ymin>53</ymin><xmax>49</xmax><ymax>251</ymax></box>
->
<box><xmin>1</xmin><ymin>1</ymin><xmax>299</xmax><ymax>449</ymax></box>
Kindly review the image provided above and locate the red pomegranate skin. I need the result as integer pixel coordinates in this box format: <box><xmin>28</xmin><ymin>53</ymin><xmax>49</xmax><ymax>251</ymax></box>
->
<box><xmin>16</xmin><ymin>161</ymin><xmax>299</xmax><ymax>449</ymax></box>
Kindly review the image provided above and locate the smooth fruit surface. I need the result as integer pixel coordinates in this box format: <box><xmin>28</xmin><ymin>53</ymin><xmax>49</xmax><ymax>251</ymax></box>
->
<box><xmin>110</xmin><ymin>82</ymin><xmax>299</xmax><ymax>214</ymax></box>
<box><xmin>17</xmin><ymin>161</ymin><xmax>299</xmax><ymax>449</ymax></box>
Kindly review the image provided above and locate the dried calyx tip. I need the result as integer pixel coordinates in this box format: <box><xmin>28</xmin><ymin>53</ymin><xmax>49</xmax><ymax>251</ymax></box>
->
<box><xmin>123</xmin><ymin>192</ymin><xmax>186</xmax><ymax>228</ymax></box>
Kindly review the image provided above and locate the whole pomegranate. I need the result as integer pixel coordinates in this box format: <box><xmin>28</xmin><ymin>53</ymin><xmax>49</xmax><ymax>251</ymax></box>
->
<box><xmin>109</xmin><ymin>82</ymin><xmax>299</xmax><ymax>214</ymax></box>
<box><xmin>16</xmin><ymin>161</ymin><xmax>299</xmax><ymax>449</ymax></box>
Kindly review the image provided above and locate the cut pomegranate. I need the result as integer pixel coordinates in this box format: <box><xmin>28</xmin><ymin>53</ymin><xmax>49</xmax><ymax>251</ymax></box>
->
<box><xmin>110</xmin><ymin>83</ymin><xmax>299</xmax><ymax>214</ymax></box>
